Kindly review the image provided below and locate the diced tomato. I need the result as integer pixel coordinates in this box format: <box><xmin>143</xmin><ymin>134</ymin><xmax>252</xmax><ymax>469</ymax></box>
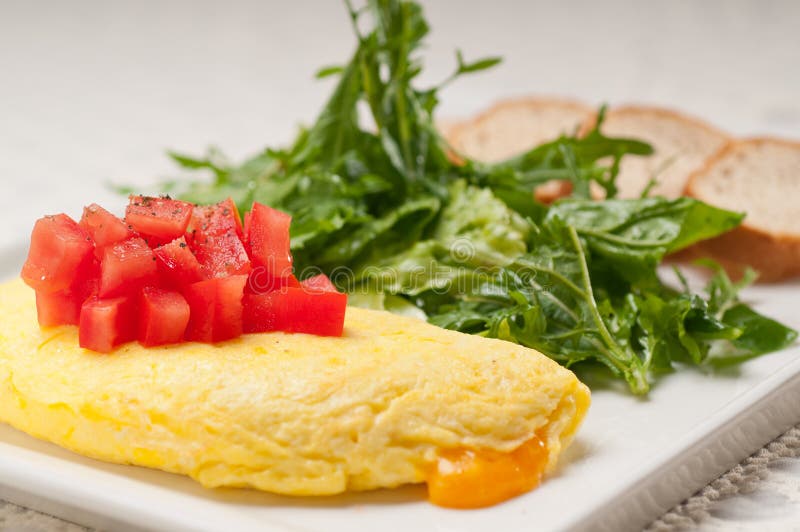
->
<box><xmin>21</xmin><ymin>214</ymin><xmax>94</xmax><ymax>294</ymax></box>
<box><xmin>35</xmin><ymin>274</ymin><xmax>99</xmax><ymax>327</ymax></box>
<box><xmin>25</xmin><ymin>196</ymin><xmax>344</xmax><ymax>351</ymax></box>
<box><xmin>285</xmin><ymin>288</ymin><xmax>347</xmax><ymax>336</ymax></box>
<box><xmin>138</xmin><ymin>287</ymin><xmax>190</xmax><ymax>346</ymax></box>
<box><xmin>187</xmin><ymin>198</ymin><xmax>243</xmax><ymax>241</ymax></box>
<box><xmin>300</xmin><ymin>273</ymin><xmax>338</xmax><ymax>293</ymax></box>
<box><xmin>79</xmin><ymin>295</ymin><xmax>137</xmax><ymax>353</ymax></box>
<box><xmin>246</xmin><ymin>269</ymin><xmax>301</xmax><ymax>294</ymax></box>
<box><xmin>243</xmin><ymin>211</ymin><xmax>252</xmax><ymax>245</ymax></box>
<box><xmin>243</xmin><ymin>287</ymin><xmax>346</xmax><ymax>336</ymax></box>
<box><xmin>190</xmin><ymin>230</ymin><xmax>251</xmax><ymax>279</ymax></box>
<box><xmin>99</xmin><ymin>237</ymin><xmax>159</xmax><ymax>297</ymax></box>
<box><xmin>126</xmin><ymin>195</ymin><xmax>193</xmax><ymax>246</ymax></box>
<box><xmin>79</xmin><ymin>204</ymin><xmax>132</xmax><ymax>256</ymax></box>
<box><xmin>36</xmin><ymin>290</ymin><xmax>82</xmax><ymax>326</ymax></box>
<box><xmin>153</xmin><ymin>236</ymin><xmax>204</xmax><ymax>287</ymax></box>
<box><xmin>242</xmin><ymin>292</ymin><xmax>283</xmax><ymax>333</ymax></box>
<box><xmin>246</xmin><ymin>202</ymin><xmax>293</xmax><ymax>278</ymax></box>
<box><xmin>184</xmin><ymin>275</ymin><xmax>247</xmax><ymax>342</ymax></box>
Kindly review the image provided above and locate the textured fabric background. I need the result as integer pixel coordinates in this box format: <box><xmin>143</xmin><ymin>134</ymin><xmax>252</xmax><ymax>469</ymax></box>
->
<box><xmin>649</xmin><ymin>426</ymin><xmax>800</xmax><ymax>532</ymax></box>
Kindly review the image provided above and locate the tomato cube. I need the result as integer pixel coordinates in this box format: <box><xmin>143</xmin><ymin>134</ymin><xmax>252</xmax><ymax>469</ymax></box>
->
<box><xmin>138</xmin><ymin>287</ymin><xmax>190</xmax><ymax>346</ymax></box>
<box><xmin>300</xmin><ymin>273</ymin><xmax>338</xmax><ymax>293</ymax></box>
<box><xmin>243</xmin><ymin>211</ymin><xmax>252</xmax><ymax>245</ymax></box>
<box><xmin>153</xmin><ymin>236</ymin><xmax>204</xmax><ymax>287</ymax></box>
<box><xmin>184</xmin><ymin>275</ymin><xmax>247</xmax><ymax>343</ymax></box>
<box><xmin>80</xmin><ymin>203</ymin><xmax>132</xmax><ymax>256</ymax></box>
<box><xmin>187</xmin><ymin>198</ymin><xmax>243</xmax><ymax>240</ymax></box>
<box><xmin>283</xmin><ymin>288</ymin><xmax>347</xmax><ymax>336</ymax></box>
<box><xmin>243</xmin><ymin>287</ymin><xmax>346</xmax><ymax>336</ymax></box>
<box><xmin>36</xmin><ymin>290</ymin><xmax>82</xmax><ymax>326</ymax></box>
<box><xmin>21</xmin><ymin>214</ymin><xmax>94</xmax><ymax>294</ymax></box>
<box><xmin>242</xmin><ymin>291</ymin><xmax>284</xmax><ymax>333</ymax></box>
<box><xmin>246</xmin><ymin>202</ymin><xmax>293</xmax><ymax>278</ymax></box>
<box><xmin>191</xmin><ymin>230</ymin><xmax>251</xmax><ymax>279</ymax></box>
<box><xmin>246</xmin><ymin>269</ymin><xmax>301</xmax><ymax>294</ymax></box>
<box><xmin>126</xmin><ymin>195</ymin><xmax>193</xmax><ymax>246</ymax></box>
<box><xmin>35</xmin><ymin>274</ymin><xmax>99</xmax><ymax>327</ymax></box>
<box><xmin>99</xmin><ymin>237</ymin><xmax>159</xmax><ymax>297</ymax></box>
<box><xmin>79</xmin><ymin>295</ymin><xmax>137</xmax><ymax>353</ymax></box>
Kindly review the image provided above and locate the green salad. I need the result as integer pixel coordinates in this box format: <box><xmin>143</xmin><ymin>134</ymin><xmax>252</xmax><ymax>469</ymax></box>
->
<box><xmin>157</xmin><ymin>0</ymin><xmax>796</xmax><ymax>394</ymax></box>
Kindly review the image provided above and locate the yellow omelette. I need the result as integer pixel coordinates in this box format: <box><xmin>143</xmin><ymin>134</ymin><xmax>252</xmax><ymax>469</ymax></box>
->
<box><xmin>0</xmin><ymin>278</ymin><xmax>589</xmax><ymax>507</ymax></box>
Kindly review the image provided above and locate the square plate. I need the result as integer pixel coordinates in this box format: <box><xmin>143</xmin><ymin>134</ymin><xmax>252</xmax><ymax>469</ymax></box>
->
<box><xmin>1</xmin><ymin>250</ymin><xmax>799</xmax><ymax>532</ymax></box>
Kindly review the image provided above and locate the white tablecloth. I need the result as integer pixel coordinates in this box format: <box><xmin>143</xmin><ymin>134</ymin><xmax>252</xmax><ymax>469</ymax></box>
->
<box><xmin>1</xmin><ymin>1</ymin><xmax>798</xmax><ymax>530</ymax></box>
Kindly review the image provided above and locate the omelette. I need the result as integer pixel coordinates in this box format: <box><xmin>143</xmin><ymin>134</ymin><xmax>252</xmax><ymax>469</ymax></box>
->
<box><xmin>0</xmin><ymin>278</ymin><xmax>589</xmax><ymax>507</ymax></box>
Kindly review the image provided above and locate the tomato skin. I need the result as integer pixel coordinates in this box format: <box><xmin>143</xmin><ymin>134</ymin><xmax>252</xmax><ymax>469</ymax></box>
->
<box><xmin>21</xmin><ymin>214</ymin><xmax>94</xmax><ymax>294</ymax></box>
<box><xmin>243</xmin><ymin>287</ymin><xmax>346</xmax><ymax>336</ymax></box>
<box><xmin>300</xmin><ymin>273</ymin><xmax>338</xmax><ymax>293</ymax></box>
<box><xmin>153</xmin><ymin>236</ymin><xmax>204</xmax><ymax>287</ymax></box>
<box><xmin>80</xmin><ymin>204</ymin><xmax>132</xmax><ymax>256</ymax></box>
<box><xmin>246</xmin><ymin>203</ymin><xmax>293</xmax><ymax>278</ymax></box>
<box><xmin>125</xmin><ymin>196</ymin><xmax>193</xmax><ymax>246</ymax></box>
<box><xmin>191</xmin><ymin>230</ymin><xmax>251</xmax><ymax>279</ymax></box>
<box><xmin>246</xmin><ymin>268</ymin><xmax>301</xmax><ymax>294</ymax></box>
<box><xmin>78</xmin><ymin>295</ymin><xmax>137</xmax><ymax>353</ymax></box>
<box><xmin>99</xmin><ymin>237</ymin><xmax>159</xmax><ymax>298</ymax></box>
<box><xmin>184</xmin><ymin>275</ymin><xmax>247</xmax><ymax>342</ymax></box>
<box><xmin>138</xmin><ymin>287</ymin><xmax>190</xmax><ymax>346</ymax></box>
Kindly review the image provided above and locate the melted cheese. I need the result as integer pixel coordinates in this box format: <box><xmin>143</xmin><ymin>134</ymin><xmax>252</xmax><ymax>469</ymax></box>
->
<box><xmin>429</xmin><ymin>436</ymin><xmax>548</xmax><ymax>508</ymax></box>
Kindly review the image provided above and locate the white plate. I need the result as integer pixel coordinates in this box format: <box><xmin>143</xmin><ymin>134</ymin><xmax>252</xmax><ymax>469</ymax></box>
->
<box><xmin>1</xmin><ymin>249</ymin><xmax>799</xmax><ymax>532</ymax></box>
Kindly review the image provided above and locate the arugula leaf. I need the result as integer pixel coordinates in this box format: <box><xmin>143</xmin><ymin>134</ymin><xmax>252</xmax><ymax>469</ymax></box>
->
<box><xmin>454</xmin><ymin>50</ymin><xmax>503</xmax><ymax>75</ymax></box>
<box><xmin>548</xmin><ymin>197</ymin><xmax>744</xmax><ymax>285</ymax></box>
<box><xmin>156</xmin><ymin>0</ymin><xmax>796</xmax><ymax>395</ymax></box>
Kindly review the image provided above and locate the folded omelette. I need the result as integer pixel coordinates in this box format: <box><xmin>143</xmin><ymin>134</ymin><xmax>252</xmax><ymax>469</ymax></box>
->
<box><xmin>0</xmin><ymin>278</ymin><xmax>589</xmax><ymax>507</ymax></box>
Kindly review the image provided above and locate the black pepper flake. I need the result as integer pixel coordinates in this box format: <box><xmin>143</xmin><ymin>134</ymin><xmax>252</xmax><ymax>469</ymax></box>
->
<box><xmin>179</xmin><ymin>242</ymin><xmax>187</xmax><ymax>248</ymax></box>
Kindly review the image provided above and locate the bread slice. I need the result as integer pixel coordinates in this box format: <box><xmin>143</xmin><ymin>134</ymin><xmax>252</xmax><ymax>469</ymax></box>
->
<box><xmin>444</xmin><ymin>98</ymin><xmax>596</xmax><ymax>202</ymax></box>
<box><xmin>589</xmin><ymin>106</ymin><xmax>730</xmax><ymax>199</ymax></box>
<box><xmin>684</xmin><ymin>138</ymin><xmax>800</xmax><ymax>281</ymax></box>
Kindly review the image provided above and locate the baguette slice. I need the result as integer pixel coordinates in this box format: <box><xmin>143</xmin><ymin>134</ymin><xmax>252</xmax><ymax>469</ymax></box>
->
<box><xmin>590</xmin><ymin>106</ymin><xmax>729</xmax><ymax>199</ymax></box>
<box><xmin>684</xmin><ymin>138</ymin><xmax>800</xmax><ymax>281</ymax></box>
<box><xmin>445</xmin><ymin>98</ymin><xmax>595</xmax><ymax>202</ymax></box>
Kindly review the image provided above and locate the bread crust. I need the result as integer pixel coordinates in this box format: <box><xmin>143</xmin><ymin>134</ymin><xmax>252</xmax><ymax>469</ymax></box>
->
<box><xmin>450</xmin><ymin>96</ymin><xmax>596</xmax><ymax>144</ymax></box>
<box><xmin>582</xmin><ymin>105</ymin><xmax>730</xmax><ymax>199</ymax></box>
<box><xmin>443</xmin><ymin>97</ymin><xmax>595</xmax><ymax>203</ymax></box>
<box><xmin>581</xmin><ymin>104</ymin><xmax>729</xmax><ymax>141</ymax></box>
<box><xmin>684</xmin><ymin>138</ymin><xmax>800</xmax><ymax>282</ymax></box>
